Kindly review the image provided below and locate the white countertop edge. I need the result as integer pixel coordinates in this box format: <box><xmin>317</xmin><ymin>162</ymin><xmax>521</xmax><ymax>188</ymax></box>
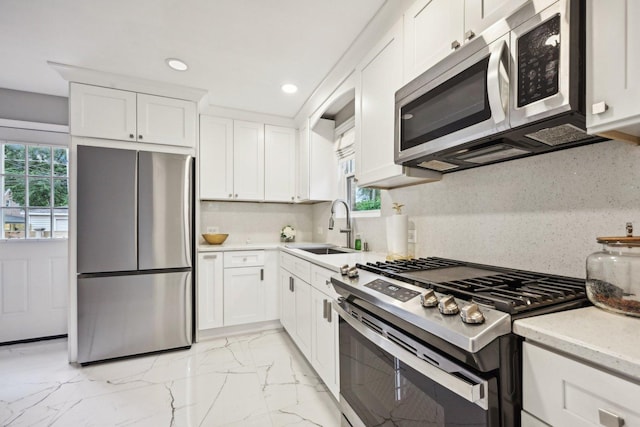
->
<box><xmin>514</xmin><ymin>307</ymin><xmax>640</xmax><ymax>382</ymax></box>
<box><xmin>198</xmin><ymin>243</ymin><xmax>281</xmax><ymax>252</ymax></box>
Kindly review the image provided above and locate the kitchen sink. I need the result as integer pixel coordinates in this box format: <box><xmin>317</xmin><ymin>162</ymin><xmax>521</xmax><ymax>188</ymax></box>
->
<box><xmin>299</xmin><ymin>247</ymin><xmax>352</xmax><ymax>255</ymax></box>
<box><xmin>285</xmin><ymin>243</ymin><xmax>353</xmax><ymax>255</ymax></box>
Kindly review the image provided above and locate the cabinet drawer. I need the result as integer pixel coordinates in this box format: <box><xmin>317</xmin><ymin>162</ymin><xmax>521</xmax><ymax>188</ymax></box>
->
<box><xmin>310</xmin><ymin>265</ymin><xmax>339</xmax><ymax>299</ymax></box>
<box><xmin>523</xmin><ymin>341</ymin><xmax>640</xmax><ymax>427</ymax></box>
<box><xmin>224</xmin><ymin>250</ymin><xmax>264</xmax><ymax>268</ymax></box>
<box><xmin>280</xmin><ymin>252</ymin><xmax>311</xmax><ymax>283</ymax></box>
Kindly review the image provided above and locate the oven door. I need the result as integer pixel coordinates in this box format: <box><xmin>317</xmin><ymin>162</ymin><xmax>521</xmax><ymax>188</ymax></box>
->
<box><xmin>395</xmin><ymin>33</ymin><xmax>510</xmax><ymax>169</ymax></box>
<box><xmin>335</xmin><ymin>301</ymin><xmax>498</xmax><ymax>427</ymax></box>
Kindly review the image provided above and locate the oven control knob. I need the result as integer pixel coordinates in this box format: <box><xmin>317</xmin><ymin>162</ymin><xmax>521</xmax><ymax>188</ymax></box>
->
<box><xmin>460</xmin><ymin>303</ymin><xmax>485</xmax><ymax>324</ymax></box>
<box><xmin>347</xmin><ymin>266</ymin><xmax>359</xmax><ymax>278</ymax></box>
<box><xmin>420</xmin><ymin>289</ymin><xmax>439</xmax><ymax>307</ymax></box>
<box><xmin>340</xmin><ymin>264</ymin><xmax>350</xmax><ymax>275</ymax></box>
<box><xmin>438</xmin><ymin>295</ymin><xmax>459</xmax><ymax>315</ymax></box>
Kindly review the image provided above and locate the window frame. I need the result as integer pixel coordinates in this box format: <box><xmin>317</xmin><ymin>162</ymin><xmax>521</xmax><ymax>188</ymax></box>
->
<box><xmin>1</xmin><ymin>140</ymin><xmax>69</xmax><ymax>241</ymax></box>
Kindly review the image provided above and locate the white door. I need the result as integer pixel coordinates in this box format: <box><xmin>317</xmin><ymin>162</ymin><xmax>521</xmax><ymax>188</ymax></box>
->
<box><xmin>197</xmin><ymin>253</ymin><xmax>223</xmax><ymax>330</ymax></box>
<box><xmin>0</xmin><ymin>241</ymin><xmax>68</xmax><ymax>342</ymax></box>
<box><xmin>263</xmin><ymin>250</ymin><xmax>279</xmax><ymax>321</ymax></box>
<box><xmin>264</xmin><ymin>125</ymin><xmax>296</xmax><ymax>202</ymax></box>
<box><xmin>311</xmin><ymin>287</ymin><xmax>339</xmax><ymax>398</ymax></box>
<box><xmin>136</xmin><ymin>93</ymin><xmax>196</xmax><ymax>147</ymax></box>
<box><xmin>464</xmin><ymin>0</ymin><xmax>528</xmax><ymax>40</ymax></box>
<box><xmin>296</xmin><ymin>122</ymin><xmax>310</xmax><ymax>202</ymax></box>
<box><xmin>69</xmin><ymin>83</ymin><xmax>136</xmax><ymax>141</ymax></box>
<box><xmin>223</xmin><ymin>266</ymin><xmax>265</xmax><ymax>326</ymax></box>
<box><xmin>233</xmin><ymin>120</ymin><xmax>264</xmax><ymax>201</ymax></box>
<box><xmin>294</xmin><ymin>277</ymin><xmax>312</xmax><ymax>357</ymax></box>
<box><xmin>280</xmin><ymin>270</ymin><xmax>296</xmax><ymax>334</ymax></box>
<box><xmin>200</xmin><ymin>116</ymin><xmax>234</xmax><ymax>200</ymax></box>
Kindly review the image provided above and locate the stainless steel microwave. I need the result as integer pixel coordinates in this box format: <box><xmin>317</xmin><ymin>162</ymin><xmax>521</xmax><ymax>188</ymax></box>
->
<box><xmin>395</xmin><ymin>0</ymin><xmax>605</xmax><ymax>173</ymax></box>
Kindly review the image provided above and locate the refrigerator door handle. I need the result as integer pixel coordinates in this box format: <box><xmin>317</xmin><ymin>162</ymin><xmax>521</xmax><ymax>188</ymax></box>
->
<box><xmin>183</xmin><ymin>156</ymin><xmax>192</xmax><ymax>266</ymax></box>
<box><xmin>134</xmin><ymin>153</ymin><xmax>139</xmax><ymax>268</ymax></box>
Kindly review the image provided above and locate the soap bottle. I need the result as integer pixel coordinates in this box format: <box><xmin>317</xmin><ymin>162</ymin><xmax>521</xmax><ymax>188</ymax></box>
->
<box><xmin>355</xmin><ymin>234</ymin><xmax>362</xmax><ymax>251</ymax></box>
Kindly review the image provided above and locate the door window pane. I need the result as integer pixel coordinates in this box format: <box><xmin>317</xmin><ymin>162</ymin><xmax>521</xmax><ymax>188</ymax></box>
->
<box><xmin>28</xmin><ymin>177</ymin><xmax>51</xmax><ymax>207</ymax></box>
<box><xmin>28</xmin><ymin>146</ymin><xmax>52</xmax><ymax>176</ymax></box>
<box><xmin>4</xmin><ymin>176</ymin><xmax>26</xmax><ymax>206</ymax></box>
<box><xmin>27</xmin><ymin>208</ymin><xmax>51</xmax><ymax>239</ymax></box>
<box><xmin>53</xmin><ymin>148</ymin><xmax>68</xmax><ymax>177</ymax></box>
<box><xmin>54</xmin><ymin>178</ymin><xmax>68</xmax><ymax>207</ymax></box>
<box><xmin>53</xmin><ymin>208</ymin><xmax>69</xmax><ymax>239</ymax></box>
<box><xmin>2</xmin><ymin>207</ymin><xmax>25</xmax><ymax>239</ymax></box>
<box><xmin>4</xmin><ymin>144</ymin><xmax>26</xmax><ymax>174</ymax></box>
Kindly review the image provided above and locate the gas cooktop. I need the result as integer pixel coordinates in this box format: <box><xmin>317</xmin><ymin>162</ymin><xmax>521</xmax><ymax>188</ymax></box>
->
<box><xmin>356</xmin><ymin>257</ymin><xmax>586</xmax><ymax>315</ymax></box>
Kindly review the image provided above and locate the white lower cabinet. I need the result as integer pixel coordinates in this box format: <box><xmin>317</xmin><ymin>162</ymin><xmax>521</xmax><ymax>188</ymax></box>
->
<box><xmin>280</xmin><ymin>252</ymin><xmax>340</xmax><ymax>399</ymax></box>
<box><xmin>197</xmin><ymin>252</ymin><xmax>224</xmax><ymax>330</ymax></box>
<box><xmin>523</xmin><ymin>341</ymin><xmax>640</xmax><ymax>427</ymax></box>
<box><xmin>198</xmin><ymin>250</ymin><xmax>277</xmax><ymax>332</ymax></box>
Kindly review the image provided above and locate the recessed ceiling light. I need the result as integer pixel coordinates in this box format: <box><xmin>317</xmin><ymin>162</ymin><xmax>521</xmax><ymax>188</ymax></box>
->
<box><xmin>281</xmin><ymin>83</ymin><xmax>298</xmax><ymax>94</ymax></box>
<box><xmin>166</xmin><ymin>58</ymin><xmax>188</xmax><ymax>71</ymax></box>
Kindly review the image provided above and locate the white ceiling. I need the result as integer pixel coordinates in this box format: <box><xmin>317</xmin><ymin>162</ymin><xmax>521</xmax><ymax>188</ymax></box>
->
<box><xmin>0</xmin><ymin>0</ymin><xmax>386</xmax><ymax>118</ymax></box>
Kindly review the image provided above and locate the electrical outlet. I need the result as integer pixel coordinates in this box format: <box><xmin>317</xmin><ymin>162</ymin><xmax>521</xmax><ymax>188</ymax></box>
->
<box><xmin>206</xmin><ymin>226</ymin><xmax>219</xmax><ymax>234</ymax></box>
<box><xmin>408</xmin><ymin>229</ymin><xmax>417</xmax><ymax>243</ymax></box>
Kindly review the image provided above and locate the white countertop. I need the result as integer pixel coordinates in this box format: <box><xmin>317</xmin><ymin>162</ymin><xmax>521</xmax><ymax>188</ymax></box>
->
<box><xmin>198</xmin><ymin>242</ymin><xmax>387</xmax><ymax>272</ymax></box>
<box><xmin>514</xmin><ymin>307</ymin><xmax>640</xmax><ymax>381</ymax></box>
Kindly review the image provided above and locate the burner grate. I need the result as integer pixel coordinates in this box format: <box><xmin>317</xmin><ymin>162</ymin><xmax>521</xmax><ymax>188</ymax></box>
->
<box><xmin>357</xmin><ymin>257</ymin><xmax>586</xmax><ymax>314</ymax></box>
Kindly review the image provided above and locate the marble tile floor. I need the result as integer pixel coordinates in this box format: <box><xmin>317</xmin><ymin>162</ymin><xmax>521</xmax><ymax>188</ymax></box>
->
<box><xmin>0</xmin><ymin>329</ymin><xmax>341</xmax><ymax>427</ymax></box>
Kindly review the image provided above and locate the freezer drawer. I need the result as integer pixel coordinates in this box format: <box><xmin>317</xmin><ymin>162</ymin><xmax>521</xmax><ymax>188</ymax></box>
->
<box><xmin>77</xmin><ymin>271</ymin><xmax>192</xmax><ymax>364</ymax></box>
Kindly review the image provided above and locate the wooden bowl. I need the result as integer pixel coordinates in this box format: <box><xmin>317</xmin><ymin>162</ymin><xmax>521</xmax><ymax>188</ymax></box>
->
<box><xmin>202</xmin><ymin>233</ymin><xmax>228</xmax><ymax>245</ymax></box>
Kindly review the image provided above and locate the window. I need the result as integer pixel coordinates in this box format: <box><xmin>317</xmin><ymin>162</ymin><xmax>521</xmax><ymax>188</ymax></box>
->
<box><xmin>335</xmin><ymin>125</ymin><xmax>380</xmax><ymax>216</ymax></box>
<box><xmin>1</xmin><ymin>142</ymin><xmax>69</xmax><ymax>239</ymax></box>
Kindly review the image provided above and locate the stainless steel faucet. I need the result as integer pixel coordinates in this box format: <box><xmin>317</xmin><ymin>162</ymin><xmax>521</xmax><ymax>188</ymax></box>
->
<box><xmin>328</xmin><ymin>199</ymin><xmax>352</xmax><ymax>248</ymax></box>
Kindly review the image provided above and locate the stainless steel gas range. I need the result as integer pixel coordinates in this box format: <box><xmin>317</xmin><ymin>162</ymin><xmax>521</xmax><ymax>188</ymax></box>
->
<box><xmin>331</xmin><ymin>257</ymin><xmax>588</xmax><ymax>427</ymax></box>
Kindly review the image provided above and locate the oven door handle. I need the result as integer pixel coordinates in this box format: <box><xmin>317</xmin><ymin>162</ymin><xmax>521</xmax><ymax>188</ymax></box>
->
<box><xmin>333</xmin><ymin>301</ymin><xmax>489</xmax><ymax>410</ymax></box>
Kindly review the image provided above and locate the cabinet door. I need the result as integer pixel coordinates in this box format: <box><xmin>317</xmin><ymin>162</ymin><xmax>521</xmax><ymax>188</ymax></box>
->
<box><xmin>280</xmin><ymin>270</ymin><xmax>296</xmax><ymax>334</ymax></box>
<box><xmin>464</xmin><ymin>0</ymin><xmax>527</xmax><ymax>41</ymax></box>
<box><xmin>309</xmin><ymin>119</ymin><xmax>338</xmax><ymax>201</ymax></box>
<box><xmin>587</xmin><ymin>0</ymin><xmax>640</xmax><ymax>141</ymax></box>
<box><xmin>264</xmin><ymin>125</ymin><xmax>296</xmax><ymax>202</ymax></box>
<box><xmin>311</xmin><ymin>287</ymin><xmax>339</xmax><ymax>399</ymax></box>
<box><xmin>223</xmin><ymin>266</ymin><xmax>265</xmax><ymax>326</ymax></box>
<box><xmin>200</xmin><ymin>116</ymin><xmax>234</xmax><ymax>200</ymax></box>
<box><xmin>263</xmin><ymin>250</ymin><xmax>279</xmax><ymax>321</ymax></box>
<box><xmin>356</xmin><ymin>20</ymin><xmax>405</xmax><ymax>187</ymax></box>
<box><xmin>296</xmin><ymin>122</ymin><xmax>310</xmax><ymax>202</ymax></box>
<box><xmin>70</xmin><ymin>83</ymin><xmax>137</xmax><ymax>141</ymax></box>
<box><xmin>404</xmin><ymin>0</ymin><xmax>464</xmax><ymax>83</ymax></box>
<box><xmin>233</xmin><ymin>120</ymin><xmax>265</xmax><ymax>200</ymax></box>
<box><xmin>294</xmin><ymin>277</ymin><xmax>312</xmax><ymax>358</ymax></box>
<box><xmin>136</xmin><ymin>94</ymin><xmax>196</xmax><ymax>147</ymax></box>
<box><xmin>197</xmin><ymin>253</ymin><xmax>224</xmax><ymax>330</ymax></box>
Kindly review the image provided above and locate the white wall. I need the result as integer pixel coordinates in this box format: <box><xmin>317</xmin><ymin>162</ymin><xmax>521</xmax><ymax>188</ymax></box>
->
<box><xmin>200</xmin><ymin>201</ymin><xmax>314</xmax><ymax>245</ymax></box>
<box><xmin>314</xmin><ymin>140</ymin><xmax>640</xmax><ymax>278</ymax></box>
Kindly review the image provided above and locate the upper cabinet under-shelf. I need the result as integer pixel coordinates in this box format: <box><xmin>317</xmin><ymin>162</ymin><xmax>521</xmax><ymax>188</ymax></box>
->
<box><xmin>70</xmin><ymin>83</ymin><xmax>196</xmax><ymax>148</ymax></box>
<box><xmin>586</xmin><ymin>0</ymin><xmax>640</xmax><ymax>144</ymax></box>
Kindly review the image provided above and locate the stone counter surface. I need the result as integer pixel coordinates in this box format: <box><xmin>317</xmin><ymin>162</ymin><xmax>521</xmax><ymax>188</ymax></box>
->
<box><xmin>514</xmin><ymin>306</ymin><xmax>640</xmax><ymax>382</ymax></box>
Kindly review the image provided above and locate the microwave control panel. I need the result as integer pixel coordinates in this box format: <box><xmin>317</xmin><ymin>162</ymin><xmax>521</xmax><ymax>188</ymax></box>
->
<box><xmin>517</xmin><ymin>14</ymin><xmax>561</xmax><ymax>107</ymax></box>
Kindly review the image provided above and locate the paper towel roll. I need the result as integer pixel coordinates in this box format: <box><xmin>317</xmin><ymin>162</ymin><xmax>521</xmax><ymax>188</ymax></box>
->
<box><xmin>386</xmin><ymin>214</ymin><xmax>408</xmax><ymax>260</ymax></box>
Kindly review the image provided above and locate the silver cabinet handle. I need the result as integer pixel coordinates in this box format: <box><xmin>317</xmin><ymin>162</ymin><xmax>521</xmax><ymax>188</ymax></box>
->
<box><xmin>138</xmin><ymin>134</ymin><xmax>143</xmax><ymax>140</ymax></box>
<box><xmin>465</xmin><ymin>30</ymin><xmax>475</xmax><ymax>40</ymax></box>
<box><xmin>322</xmin><ymin>299</ymin><xmax>328</xmax><ymax>320</ymax></box>
<box><xmin>234</xmin><ymin>194</ymin><xmax>238</xmax><ymax>198</ymax></box>
<box><xmin>592</xmin><ymin>101</ymin><xmax>609</xmax><ymax>115</ymax></box>
<box><xmin>228</xmin><ymin>193</ymin><xmax>233</xmax><ymax>198</ymax></box>
<box><xmin>129</xmin><ymin>133</ymin><xmax>135</xmax><ymax>139</ymax></box>
<box><xmin>202</xmin><ymin>254</ymin><xmax>217</xmax><ymax>260</ymax></box>
<box><xmin>326</xmin><ymin>300</ymin><xmax>332</xmax><ymax>323</ymax></box>
<box><xmin>599</xmin><ymin>409</ymin><xmax>624</xmax><ymax>427</ymax></box>
<box><xmin>289</xmin><ymin>276</ymin><xmax>294</xmax><ymax>292</ymax></box>
<box><xmin>451</xmin><ymin>40</ymin><xmax>461</xmax><ymax>50</ymax></box>
<box><xmin>260</xmin><ymin>268</ymin><xmax>264</xmax><ymax>281</ymax></box>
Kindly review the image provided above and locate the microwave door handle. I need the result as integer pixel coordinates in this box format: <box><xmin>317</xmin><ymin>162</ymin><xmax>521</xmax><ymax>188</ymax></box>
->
<box><xmin>486</xmin><ymin>40</ymin><xmax>508</xmax><ymax>124</ymax></box>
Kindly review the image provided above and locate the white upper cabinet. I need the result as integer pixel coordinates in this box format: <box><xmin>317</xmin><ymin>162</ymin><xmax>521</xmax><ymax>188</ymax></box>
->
<box><xmin>70</xmin><ymin>83</ymin><xmax>196</xmax><ymax>148</ymax></box>
<box><xmin>404</xmin><ymin>0</ymin><xmax>464</xmax><ymax>83</ymax></box>
<box><xmin>136</xmin><ymin>93</ymin><xmax>196</xmax><ymax>147</ymax></box>
<box><xmin>587</xmin><ymin>0</ymin><xmax>640</xmax><ymax>144</ymax></box>
<box><xmin>264</xmin><ymin>125</ymin><xmax>296</xmax><ymax>202</ymax></box>
<box><xmin>357</xmin><ymin>20</ymin><xmax>440</xmax><ymax>188</ymax></box>
<box><xmin>233</xmin><ymin>120</ymin><xmax>265</xmax><ymax>201</ymax></box>
<box><xmin>70</xmin><ymin>84</ymin><xmax>137</xmax><ymax>141</ymax></box>
<box><xmin>199</xmin><ymin>116</ymin><xmax>234</xmax><ymax>200</ymax></box>
<box><xmin>404</xmin><ymin>0</ymin><xmax>526</xmax><ymax>83</ymax></box>
<box><xmin>464</xmin><ymin>0</ymin><xmax>528</xmax><ymax>42</ymax></box>
<box><xmin>297</xmin><ymin>118</ymin><xmax>337</xmax><ymax>202</ymax></box>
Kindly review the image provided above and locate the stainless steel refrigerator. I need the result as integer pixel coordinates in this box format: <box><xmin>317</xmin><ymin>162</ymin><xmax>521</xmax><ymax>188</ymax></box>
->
<box><xmin>76</xmin><ymin>145</ymin><xmax>193</xmax><ymax>364</ymax></box>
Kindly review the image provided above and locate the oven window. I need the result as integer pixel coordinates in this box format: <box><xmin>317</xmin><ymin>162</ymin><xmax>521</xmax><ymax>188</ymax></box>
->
<box><xmin>340</xmin><ymin>318</ymin><xmax>489</xmax><ymax>426</ymax></box>
<box><xmin>400</xmin><ymin>57</ymin><xmax>491</xmax><ymax>151</ymax></box>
